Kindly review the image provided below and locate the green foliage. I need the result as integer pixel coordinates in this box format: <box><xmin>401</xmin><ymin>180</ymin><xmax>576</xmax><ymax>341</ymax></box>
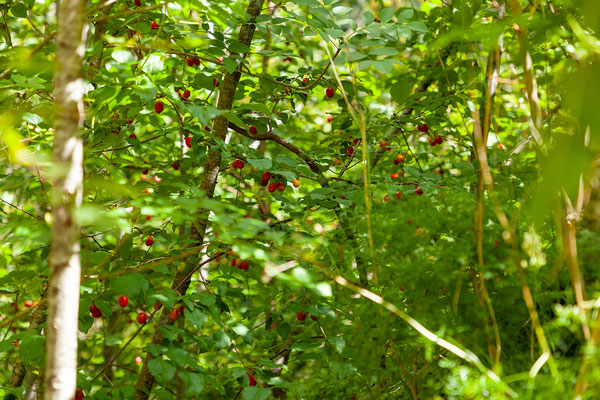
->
<box><xmin>2</xmin><ymin>0</ymin><xmax>600</xmax><ymax>399</ymax></box>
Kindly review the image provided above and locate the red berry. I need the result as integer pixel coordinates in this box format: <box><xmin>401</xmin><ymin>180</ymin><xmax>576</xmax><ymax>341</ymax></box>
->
<box><xmin>396</xmin><ymin>154</ymin><xmax>405</xmax><ymax>162</ymax></box>
<box><xmin>118</xmin><ymin>296</ymin><xmax>129</xmax><ymax>308</ymax></box>
<box><xmin>153</xmin><ymin>175</ymin><xmax>161</xmax><ymax>183</ymax></box>
<box><xmin>134</xmin><ymin>0</ymin><xmax>140</xmax><ymax>6</ymax></box>
<box><xmin>249</xmin><ymin>125</ymin><xmax>257</xmax><ymax>135</ymax></box>
<box><xmin>89</xmin><ymin>304</ymin><xmax>102</xmax><ymax>318</ymax></box>
<box><xmin>234</xmin><ymin>159</ymin><xmax>245</xmax><ymax>169</ymax></box>
<box><xmin>184</xmin><ymin>136</ymin><xmax>192</xmax><ymax>148</ymax></box>
<box><xmin>172</xmin><ymin>161</ymin><xmax>180</xmax><ymax>170</ymax></box>
<box><xmin>310</xmin><ymin>315</ymin><xmax>317</xmax><ymax>321</ymax></box>
<box><xmin>429</xmin><ymin>138</ymin><xmax>436</xmax><ymax>146</ymax></box>
<box><xmin>268</xmin><ymin>183</ymin><xmax>277</xmax><ymax>193</ymax></box>
<box><xmin>145</xmin><ymin>236</ymin><xmax>154</xmax><ymax>246</ymax></box>
<box><xmin>395</xmin><ymin>192</ymin><xmax>402</xmax><ymax>199</ymax></box>
<box><xmin>325</xmin><ymin>87</ymin><xmax>334</xmax><ymax>98</ymax></box>
<box><xmin>247</xmin><ymin>372</ymin><xmax>257</xmax><ymax>386</ymax></box>
<box><xmin>277</xmin><ymin>181</ymin><xmax>285</xmax><ymax>191</ymax></box>
<box><xmin>151</xmin><ymin>22</ymin><xmax>158</xmax><ymax>30</ymax></box>
<box><xmin>374</xmin><ymin>17</ymin><xmax>381</xmax><ymax>23</ymax></box>
<box><xmin>393</xmin><ymin>159</ymin><xmax>400</xmax><ymax>165</ymax></box>
<box><xmin>353</xmin><ymin>138</ymin><xmax>360</xmax><ymax>145</ymax></box>
<box><xmin>182</xmin><ymin>90</ymin><xmax>190</xmax><ymax>99</ymax></box>
<box><xmin>391</xmin><ymin>173</ymin><xmax>399</xmax><ymax>179</ymax></box>
<box><xmin>239</xmin><ymin>261</ymin><xmax>249</xmax><ymax>270</ymax></box>
<box><xmin>217</xmin><ymin>56</ymin><xmax>223</xmax><ymax>63</ymax></box>
<box><xmin>135</xmin><ymin>356</ymin><xmax>143</xmax><ymax>365</ymax></box>
<box><xmin>231</xmin><ymin>258</ymin><xmax>237</xmax><ymax>267</ymax></box>
<box><xmin>296</xmin><ymin>311</ymin><xmax>307</xmax><ymax>321</ymax></box>
<box><xmin>24</xmin><ymin>300</ymin><xmax>33</xmax><ymax>307</ymax></box>
<box><xmin>193</xmin><ymin>57</ymin><xmax>200</xmax><ymax>66</ymax></box>
<box><xmin>213</xmin><ymin>78</ymin><xmax>219</xmax><ymax>87</ymax></box>
<box><xmin>417</xmin><ymin>123</ymin><xmax>429</xmax><ymax>133</ymax></box>
<box><xmin>153</xmin><ymin>300</ymin><xmax>162</xmax><ymax>310</ymax></box>
<box><xmin>168</xmin><ymin>308</ymin><xmax>179</xmax><ymax>322</ymax></box>
<box><xmin>137</xmin><ymin>312</ymin><xmax>148</xmax><ymax>324</ymax></box>
<box><xmin>204</xmin><ymin>125</ymin><xmax>211</xmax><ymax>131</ymax></box>
<box><xmin>179</xmin><ymin>305</ymin><xmax>185</xmax><ymax>317</ymax></box>
<box><xmin>346</xmin><ymin>146</ymin><xmax>354</xmax><ymax>156</ymax></box>
<box><xmin>415</xmin><ymin>187</ymin><xmax>423</xmax><ymax>195</ymax></box>
<box><xmin>154</xmin><ymin>100</ymin><xmax>164</xmax><ymax>114</ymax></box>
<box><xmin>75</xmin><ymin>389</ymin><xmax>85</xmax><ymax>400</ymax></box>
<box><xmin>435</xmin><ymin>135</ymin><xmax>443</xmax><ymax>145</ymax></box>
<box><xmin>186</xmin><ymin>58</ymin><xmax>193</xmax><ymax>67</ymax></box>
<box><xmin>327</xmin><ymin>116</ymin><xmax>334</xmax><ymax>122</ymax></box>
<box><xmin>129</xmin><ymin>133</ymin><xmax>137</xmax><ymax>140</ymax></box>
<box><xmin>142</xmin><ymin>168</ymin><xmax>149</xmax><ymax>175</ymax></box>
<box><xmin>262</xmin><ymin>171</ymin><xmax>271</xmax><ymax>182</ymax></box>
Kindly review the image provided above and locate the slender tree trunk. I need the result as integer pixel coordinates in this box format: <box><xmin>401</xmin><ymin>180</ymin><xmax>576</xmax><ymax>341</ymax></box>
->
<box><xmin>133</xmin><ymin>1</ymin><xmax>264</xmax><ymax>398</ymax></box>
<box><xmin>44</xmin><ymin>0</ymin><xmax>86</xmax><ymax>397</ymax></box>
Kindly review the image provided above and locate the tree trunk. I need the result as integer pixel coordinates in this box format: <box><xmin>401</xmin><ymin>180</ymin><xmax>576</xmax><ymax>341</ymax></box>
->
<box><xmin>44</xmin><ymin>0</ymin><xmax>86</xmax><ymax>397</ymax></box>
<box><xmin>133</xmin><ymin>1</ymin><xmax>264</xmax><ymax>398</ymax></box>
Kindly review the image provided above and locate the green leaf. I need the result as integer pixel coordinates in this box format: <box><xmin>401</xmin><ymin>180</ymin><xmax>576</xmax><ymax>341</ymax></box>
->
<box><xmin>407</xmin><ymin>21</ymin><xmax>428</xmax><ymax>33</ymax></box>
<box><xmin>142</xmin><ymin>54</ymin><xmax>164</xmax><ymax>74</ymax></box>
<box><xmin>187</xmin><ymin>308</ymin><xmax>207</xmax><ymax>330</ymax></box>
<box><xmin>332</xmin><ymin>6</ymin><xmax>352</xmax><ymax>15</ymax></box>
<box><xmin>369</xmin><ymin>47</ymin><xmax>399</xmax><ymax>56</ymax></box>
<box><xmin>329</xmin><ymin>336</ymin><xmax>345</xmax><ymax>354</ymax></box>
<box><xmin>390</xmin><ymin>79</ymin><xmax>410</xmax><ymax>105</ymax></box>
<box><xmin>242</xmin><ymin>387</ymin><xmax>272</xmax><ymax>400</ymax></box>
<box><xmin>379</xmin><ymin>7</ymin><xmax>394</xmax><ymax>23</ymax></box>
<box><xmin>10</xmin><ymin>3</ymin><xmax>28</xmax><ymax>18</ymax></box>
<box><xmin>247</xmin><ymin>159</ymin><xmax>273</xmax><ymax>170</ymax></box>
<box><xmin>357</xmin><ymin>60</ymin><xmax>373</xmax><ymax>71</ymax></box>
<box><xmin>111</xmin><ymin>273</ymin><xmax>149</xmax><ymax>298</ymax></box>
<box><xmin>148</xmin><ymin>359</ymin><xmax>176</xmax><ymax>387</ymax></box>
<box><xmin>112</xmin><ymin>50</ymin><xmax>134</xmax><ymax>64</ymax></box>
<box><xmin>19</xmin><ymin>335</ymin><xmax>45</xmax><ymax>364</ymax></box>
<box><xmin>223</xmin><ymin>58</ymin><xmax>238</xmax><ymax>74</ymax></box>
<box><xmin>372</xmin><ymin>60</ymin><xmax>393</xmax><ymax>74</ymax></box>
<box><xmin>228</xmin><ymin>40</ymin><xmax>250</xmax><ymax>53</ymax></box>
<box><xmin>213</xmin><ymin>330</ymin><xmax>231</xmax><ymax>349</ymax></box>
<box><xmin>179</xmin><ymin>372</ymin><xmax>205</xmax><ymax>395</ymax></box>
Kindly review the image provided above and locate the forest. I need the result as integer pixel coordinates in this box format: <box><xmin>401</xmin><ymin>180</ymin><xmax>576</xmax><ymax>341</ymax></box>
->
<box><xmin>1</xmin><ymin>0</ymin><xmax>600</xmax><ymax>399</ymax></box>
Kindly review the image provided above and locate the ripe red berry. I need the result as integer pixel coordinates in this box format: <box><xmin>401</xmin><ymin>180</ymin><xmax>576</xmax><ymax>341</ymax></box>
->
<box><xmin>179</xmin><ymin>305</ymin><xmax>185</xmax><ymax>317</ymax></box>
<box><xmin>142</xmin><ymin>168</ymin><xmax>149</xmax><ymax>175</ymax></box>
<box><xmin>89</xmin><ymin>304</ymin><xmax>102</xmax><ymax>318</ymax></box>
<box><xmin>325</xmin><ymin>87</ymin><xmax>334</xmax><ymax>98</ymax></box>
<box><xmin>391</xmin><ymin>173</ymin><xmax>399</xmax><ymax>179</ymax></box>
<box><xmin>217</xmin><ymin>56</ymin><xmax>223</xmax><ymax>63</ymax></box>
<box><xmin>213</xmin><ymin>78</ymin><xmax>219</xmax><ymax>87</ymax></box>
<box><xmin>168</xmin><ymin>308</ymin><xmax>179</xmax><ymax>322</ymax></box>
<box><xmin>153</xmin><ymin>300</ymin><xmax>162</xmax><ymax>310</ymax></box>
<box><xmin>239</xmin><ymin>261</ymin><xmax>249</xmax><ymax>270</ymax></box>
<box><xmin>135</xmin><ymin>356</ymin><xmax>143</xmax><ymax>364</ymax></box>
<box><xmin>429</xmin><ymin>138</ymin><xmax>437</xmax><ymax>146</ymax></box>
<box><xmin>186</xmin><ymin>58</ymin><xmax>193</xmax><ymax>67</ymax></box>
<box><xmin>310</xmin><ymin>315</ymin><xmax>317</xmax><ymax>321</ymax></box>
<box><xmin>234</xmin><ymin>159</ymin><xmax>245</xmax><ymax>169</ymax></box>
<box><xmin>24</xmin><ymin>300</ymin><xmax>33</xmax><ymax>307</ymax></box>
<box><xmin>374</xmin><ymin>17</ymin><xmax>381</xmax><ymax>23</ymax></box>
<box><xmin>249</xmin><ymin>125</ymin><xmax>257</xmax><ymax>134</ymax></box>
<box><xmin>396</xmin><ymin>154</ymin><xmax>405</xmax><ymax>162</ymax></box>
<box><xmin>395</xmin><ymin>192</ymin><xmax>402</xmax><ymax>199</ymax></box>
<box><xmin>346</xmin><ymin>146</ymin><xmax>354</xmax><ymax>156</ymax></box>
<box><xmin>231</xmin><ymin>258</ymin><xmax>237</xmax><ymax>267</ymax></box>
<box><xmin>172</xmin><ymin>161</ymin><xmax>180</xmax><ymax>170</ymax></box>
<box><xmin>268</xmin><ymin>183</ymin><xmax>277</xmax><ymax>193</ymax></box>
<box><xmin>154</xmin><ymin>100</ymin><xmax>164</xmax><ymax>114</ymax></box>
<box><xmin>153</xmin><ymin>175</ymin><xmax>161</xmax><ymax>183</ymax></box>
<box><xmin>118</xmin><ymin>296</ymin><xmax>129</xmax><ymax>308</ymax></box>
<box><xmin>296</xmin><ymin>311</ymin><xmax>307</xmax><ymax>321</ymax></box>
<box><xmin>75</xmin><ymin>389</ymin><xmax>85</xmax><ymax>400</ymax></box>
<box><xmin>151</xmin><ymin>22</ymin><xmax>158</xmax><ymax>30</ymax></box>
<box><xmin>417</xmin><ymin>123</ymin><xmax>429</xmax><ymax>133</ymax></box>
<box><xmin>134</xmin><ymin>0</ymin><xmax>140</xmax><ymax>6</ymax></box>
<box><xmin>145</xmin><ymin>236</ymin><xmax>154</xmax><ymax>246</ymax></box>
<box><xmin>353</xmin><ymin>138</ymin><xmax>360</xmax><ymax>145</ymax></box>
<box><xmin>261</xmin><ymin>171</ymin><xmax>271</xmax><ymax>182</ymax></box>
<box><xmin>184</xmin><ymin>136</ymin><xmax>192</xmax><ymax>148</ymax></box>
<box><xmin>182</xmin><ymin>90</ymin><xmax>190</xmax><ymax>99</ymax></box>
<box><xmin>193</xmin><ymin>57</ymin><xmax>200</xmax><ymax>66</ymax></box>
<box><xmin>327</xmin><ymin>116</ymin><xmax>334</xmax><ymax>122</ymax></box>
<box><xmin>393</xmin><ymin>159</ymin><xmax>400</xmax><ymax>165</ymax></box>
<box><xmin>247</xmin><ymin>372</ymin><xmax>257</xmax><ymax>386</ymax></box>
<box><xmin>435</xmin><ymin>135</ymin><xmax>443</xmax><ymax>145</ymax></box>
<box><xmin>137</xmin><ymin>312</ymin><xmax>148</xmax><ymax>324</ymax></box>
<box><xmin>415</xmin><ymin>187</ymin><xmax>423</xmax><ymax>195</ymax></box>
<box><xmin>204</xmin><ymin>125</ymin><xmax>211</xmax><ymax>131</ymax></box>
<box><xmin>277</xmin><ymin>181</ymin><xmax>285</xmax><ymax>191</ymax></box>
<box><xmin>129</xmin><ymin>133</ymin><xmax>137</xmax><ymax>140</ymax></box>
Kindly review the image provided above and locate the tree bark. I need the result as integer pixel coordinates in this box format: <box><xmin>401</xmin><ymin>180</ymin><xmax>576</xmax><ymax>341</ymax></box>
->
<box><xmin>44</xmin><ymin>0</ymin><xmax>86</xmax><ymax>397</ymax></box>
<box><xmin>133</xmin><ymin>1</ymin><xmax>264</xmax><ymax>398</ymax></box>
